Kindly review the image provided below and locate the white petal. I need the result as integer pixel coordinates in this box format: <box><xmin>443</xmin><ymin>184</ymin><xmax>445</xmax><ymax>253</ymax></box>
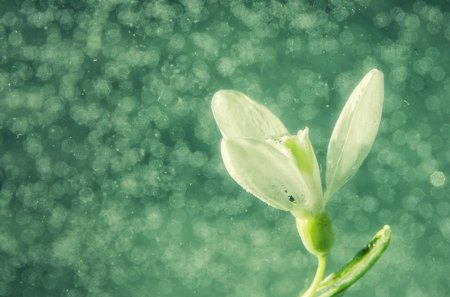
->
<box><xmin>325</xmin><ymin>69</ymin><xmax>384</xmax><ymax>200</ymax></box>
<box><xmin>221</xmin><ymin>138</ymin><xmax>319</xmax><ymax>215</ymax></box>
<box><xmin>212</xmin><ymin>90</ymin><xmax>288</xmax><ymax>140</ymax></box>
<box><xmin>281</xmin><ymin>128</ymin><xmax>324</xmax><ymax>207</ymax></box>
<box><xmin>294</xmin><ymin>129</ymin><xmax>323</xmax><ymax>204</ymax></box>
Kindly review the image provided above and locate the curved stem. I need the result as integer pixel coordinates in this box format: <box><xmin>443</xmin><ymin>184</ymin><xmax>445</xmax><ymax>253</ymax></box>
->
<box><xmin>300</xmin><ymin>255</ymin><xmax>327</xmax><ymax>297</ymax></box>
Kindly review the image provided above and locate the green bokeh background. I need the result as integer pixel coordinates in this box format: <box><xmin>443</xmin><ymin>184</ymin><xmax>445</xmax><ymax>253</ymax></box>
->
<box><xmin>0</xmin><ymin>1</ymin><xmax>449</xmax><ymax>296</ymax></box>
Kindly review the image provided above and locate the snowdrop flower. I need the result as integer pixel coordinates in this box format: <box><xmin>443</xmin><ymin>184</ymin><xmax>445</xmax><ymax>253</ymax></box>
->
<box><xmin>212</xmin><ymin>69</ymin><xmax>385</xmax><ymax>297</ymax></box>
<box><xmin>212</xmin><ymin>69</ymin><xmax>383</xmax><ymax>255</ymax></box>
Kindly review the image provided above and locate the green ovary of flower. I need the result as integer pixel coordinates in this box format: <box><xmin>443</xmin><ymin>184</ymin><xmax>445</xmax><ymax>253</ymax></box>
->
<box><xmin>296</xmin><ymin>212</ymin><xmax>334</xmax><ymax>257</ymax></box>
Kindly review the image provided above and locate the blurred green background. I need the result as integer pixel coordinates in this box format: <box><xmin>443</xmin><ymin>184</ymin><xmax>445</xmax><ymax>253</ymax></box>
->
<box><xmin>0</xmin><ymin>0</ymin><xmax>449</xmax><ymax>296</ymax></box>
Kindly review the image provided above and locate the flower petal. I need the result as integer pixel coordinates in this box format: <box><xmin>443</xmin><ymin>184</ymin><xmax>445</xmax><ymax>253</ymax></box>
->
<box><xmin>282</xmin><ymin>128</ymin><xmax>323</xmax><ymax>206</ymax></box>
<box><xmin>221</xmin><ymin>138</ymin><xmax>319</xmax><ymax>215</ymax></box>
<box><xmin>325</xmin><ymin>69</ymin><xmax>384</xmax><ymax>200</ymax></box>
<box><xmin>212</xmin><ymin>90</ymin><xmax>288</xmax><ymax>140</ymax></box>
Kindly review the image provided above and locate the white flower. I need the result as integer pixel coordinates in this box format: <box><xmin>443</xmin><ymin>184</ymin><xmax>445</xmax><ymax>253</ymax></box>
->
<box><xmin>211</xmin><ymin>69</ymin><xmax>384</xmax><ymax>220</ymax></box>
<box><xmin>212</xmin><ymin>69</ymin><xmax>386</xmax><ymax>295</ymax></box>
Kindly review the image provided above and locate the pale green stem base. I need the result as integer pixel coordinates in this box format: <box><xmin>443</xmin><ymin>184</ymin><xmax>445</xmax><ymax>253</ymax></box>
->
<box><xmin>300</xmin><ymin>255</ymin><xmax>327</xmax><ymax>297</ymax></box>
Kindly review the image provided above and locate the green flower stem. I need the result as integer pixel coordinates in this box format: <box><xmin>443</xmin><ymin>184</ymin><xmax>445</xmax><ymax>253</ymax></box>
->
<box><xmin>315</xmin><ymin>225</ymin><xmax>391</xmax><ymax>297</ymax></box>
<box><xmin>300</xmin><ymin>255</ymin><xmax>327</xmax><ymax>297</ymax></box>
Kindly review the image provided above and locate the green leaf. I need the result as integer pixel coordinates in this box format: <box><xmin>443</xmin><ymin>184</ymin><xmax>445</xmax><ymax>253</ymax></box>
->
<box><xmin>315</xmin><ymin>225</ymin><xmax>391</xmax><ymax>297</ymax></box>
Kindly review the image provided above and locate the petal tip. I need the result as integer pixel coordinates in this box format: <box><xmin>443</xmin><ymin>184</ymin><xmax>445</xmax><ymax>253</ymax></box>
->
<box><xmin>211</xmin><ymin>89</ymin><xmax>245</xmax><ymax>116</ymax></box>
<box><xmin>211</xmin><ymin>89</ymin><xmax>227</xmax><ymax>109</ymax></box>
<box><xmin>367</xmin><ymin>69</ymin><xmax>384</xmax><ymax>84</ymax></box>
